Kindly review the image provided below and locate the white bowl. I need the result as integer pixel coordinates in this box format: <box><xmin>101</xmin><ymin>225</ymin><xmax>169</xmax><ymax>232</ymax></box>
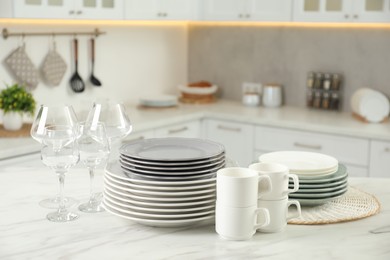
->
<box><xmin>178</xmin><ymin>85</ymin><xmax>218</xmax><ymax>95</ymax></box>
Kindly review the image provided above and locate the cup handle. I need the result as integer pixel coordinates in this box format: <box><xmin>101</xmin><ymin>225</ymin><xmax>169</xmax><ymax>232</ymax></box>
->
<box><xmin>286</xmin><ymin>200</ymin><xmax>302</xmax><ymax>220</ymax></box>
<box><xmin>257</xmin><ymin>175</ymin><xmax>272</xmax><ymax>198</ymax></box>
<box><xmin>254</xmin><ymin>208</ymin><xmax>270</xmax><ymax>229</ymax></box>
<box><xmin>287</xmin><ymin>174</ymin><xmax>299</xmax><ymax>194</ymax></box>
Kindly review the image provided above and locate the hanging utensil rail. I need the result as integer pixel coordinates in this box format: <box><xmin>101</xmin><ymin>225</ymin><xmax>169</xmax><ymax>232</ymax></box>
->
<box><xmin>2</xmin><ymin>28</ymin><xmax>105</xmax><ymax>40</ymax></box>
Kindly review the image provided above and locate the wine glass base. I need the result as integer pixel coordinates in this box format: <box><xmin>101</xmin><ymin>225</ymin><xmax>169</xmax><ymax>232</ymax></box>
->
<box><xmin>78</xmin><ymin>201</ymin><xmax>105</xmax><ymax>213</ymax></box>
<box><xmin>39</xmin><ymin>196</ymin><xmax>78</xmax><ymax>209</ymax></box>
<box><xmin>47</xmin><ymin>211</ymin><xmax>79</xmax><ymax>222</ymax></box>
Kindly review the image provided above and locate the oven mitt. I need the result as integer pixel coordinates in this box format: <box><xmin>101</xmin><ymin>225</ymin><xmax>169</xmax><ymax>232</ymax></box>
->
<box><xmin>4</xmin><ymin>45</ymin><xmax>39</xmax><ymax>90</ymax></box>
<box><xmin>41</xmin><ymin>49</ymin><xmax>67</xmax><ymax>87</ymax></box>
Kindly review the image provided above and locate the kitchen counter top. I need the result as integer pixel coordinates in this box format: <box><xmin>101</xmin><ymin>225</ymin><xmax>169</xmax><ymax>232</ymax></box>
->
<box><xmin>1</xmin><ymin>166</ymin><xmax>389</xmax><ymax>260</ymax></box>
<box><xmin>1</xmin><ymin>100</ymin><xmax>389</xmax><ymax>160</ymax></box>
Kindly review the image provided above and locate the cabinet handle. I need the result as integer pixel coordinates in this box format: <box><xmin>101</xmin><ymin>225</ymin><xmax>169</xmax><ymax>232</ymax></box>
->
<box><xmin>238</xmin><ymin>14</ymin><xmax>244</xmax><ymax>18</ymax></box>
<box><xmin>76</xmin><ymin>10</ymin><xmax>82</xmax><ymax>15</ymax></box>
<box><xmin>246</xmin><ymin>14</ymin><xmax>250</xmax><ymax>18</ymax></box>
<box><xmin>168</xmin><ymin>126</ymin><xmax>188</xmax><ymax>134</ymax></box>
<box><xmin>163</xmin><ymin>13</ymin><xmax>168</xmax><ymax>17</ymax></box>
<box><xmin>217</xmin><ymin>125</ymin><xmax>241</xmax><ymax>132</ymax></box>
<box><xmin>385</xmin><ymin>148</ymin><xmax>390</xmax><ymax>153</ymax></box>
<box><xmin>157</xmin><ymin>12</ymin><xmax>162</xmax><ymax>16</ymax></box>
<box><xmin>69</xmin><ymin>10</ymin><xmax>75</xmax><ymax>15</ymax></box>
<box><xmin>293</xmin><ymin>142</ymin><xmax>322</xmax><ymax>150</ymax></box>
<box><xmin>353</xmin><ymin>14</ymin><xmax>358</xmax><ymax>19</ymax></box>
<box><xmin>344</xmin><ymin>14</ymin><xmax>349</xmax><ymax>19</ymax></box>
<box><xmin>123</xmin><ymin>136</ymin><xmax>145</xmax><ymax>143</ymax></box>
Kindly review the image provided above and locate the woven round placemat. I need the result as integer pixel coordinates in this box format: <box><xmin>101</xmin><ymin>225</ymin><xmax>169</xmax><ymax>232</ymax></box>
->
<box><xmin>288</xmin><ymin>186</ymin><xmax>381</xmax><ymax>225</ymax></box>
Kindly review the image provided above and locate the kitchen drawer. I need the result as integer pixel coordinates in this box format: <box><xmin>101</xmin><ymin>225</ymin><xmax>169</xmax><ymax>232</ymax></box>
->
<box><xmin>255</xmin><ymin>126</ymin><xmax>370</xmax><ymax>167</ymax></box>
<box><xmin>122</xmin><ymin>130</ymin><xmax>155</xmax><ymax>144</ymax></box>
<box><xmin>369</xmin><ymin>140</ymin><xmax>390</xmax><ymax>178</ymax></box>
<box><xmin>204</xmin><ymin>119</ymin><xmax>254</xmax><ymax>167</ymax></box>
<box><xmin>154</xmin><ymin>121</ymin><xmax>201</xmax><ymax>138</ymax></box>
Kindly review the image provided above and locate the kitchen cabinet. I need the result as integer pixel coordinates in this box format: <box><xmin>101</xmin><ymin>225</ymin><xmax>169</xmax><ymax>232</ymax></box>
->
<box><xmin>293</xmin><ymin>0</ymin><xmax>390</xmax><ymax>22</ymax></box>
<box><xmin>13</xmin><ymin>0</ymin><xmax>124</xmax><ymax>20</ymax></box>
<box><xmin>0</xmin><ymin>0</ymin><xmax>13</xmax><ymax>17</ymax></box>
<box><xmin>204</xmin><ymin>119</ymin><xmax>254</xmax><ymax>167</ymax></box>
<box><xmin>201</xmin><ymin>0</ymin><xmax>292</xmax><ymax>21</ymax></box>
<box><xmin>369</xmin><ymin>140</ymin><xmax>390</xmax><ymax>178</ymax></box>
<box><xmin>125</xmin><ymin>0</ymin><xmax>198</xmax><ymax>20</ymax></box>
<box><xmin>254</xmin><ymin>125</ymin><xmax>370</xmax><ymax>177</ymax></box>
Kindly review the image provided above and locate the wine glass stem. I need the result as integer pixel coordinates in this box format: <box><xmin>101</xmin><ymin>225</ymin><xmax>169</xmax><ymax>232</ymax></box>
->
<box><xmin>57</xmin><ymin>172</ymin><xmax>66</xmax><ymax>212</ymax></box>
<box><xmin>89</xmin><ymin>168</ymin><xmax>94</xmax><ymax>201</ymax></box>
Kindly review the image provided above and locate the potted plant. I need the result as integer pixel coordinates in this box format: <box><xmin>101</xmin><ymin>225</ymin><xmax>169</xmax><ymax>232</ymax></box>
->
<box><xmin>0</xmin><ymin>83</ymin><xmax>36</xmax><ymax>131</ymax></box>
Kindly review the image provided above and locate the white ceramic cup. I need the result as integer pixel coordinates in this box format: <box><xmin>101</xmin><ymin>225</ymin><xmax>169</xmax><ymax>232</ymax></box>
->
<box><xmin>217</xmin><ymin>167</ymin><xmax>272</xmax><ymax>208</ymax></box>
<box><xmin>216</xmin><ymin>203</ymin><xmax>270</xmax><ymax>240</ymax></box>
<box><xmin>257</xmin><ymin>198</ymin><xmax>301</xmax><ymax>233</ymax></box>
<box><xmin>249</xmin><ymin>162</ymin><xmax>299</xmax><ymax>200</ymax></box>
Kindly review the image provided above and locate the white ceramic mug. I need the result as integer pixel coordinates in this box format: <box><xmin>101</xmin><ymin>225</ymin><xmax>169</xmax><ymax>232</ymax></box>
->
<box><xmin>249</xmin><ymin>162</ymin><xmax>299</xmax><ymax>200</ymax></box>
<box><xmin>257</xmin><ymin>198</ymin><xmax>301</xmax><ymax>233</ymax></box>
<box><xmin>216</xmin><ymin>203</ymin><xmax>270</xmax><ymax>240</ymax></box>
<box><xmin>217</xmin><ymin>167</ymin><xmax>272</xmax><ymax>208</ymax></box>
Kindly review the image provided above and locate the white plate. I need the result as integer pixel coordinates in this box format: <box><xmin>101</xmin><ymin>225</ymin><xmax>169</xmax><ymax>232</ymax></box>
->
<box><xmin>291</xmin><ymin>165</ymin><xmax>348</xmax><ymax>184</ymax></box>
<box><xmin>291</xmin><ymin>181</ymin><xmax>348</xmax><ymax>194</ymax></box>
<box><xmin>104</xmin><ymin>193</ymin><xmax>215</xmax><ymax>214</ymax></box>
<box><xmin>103</xmin><ymin>198</ymin><xmax>215</xmax><ymax>219</ymax></box>
<box><xmin>259</xmin><ymin>151</ymin><xmax>338</xmax><ymax>174</ymax></box>
<box><xmin>178</xmin><ymin>84</ymin><xmax>218</xmax><ymax>95</ymax></box>
<box><xmin>292</xmin><ymin>166</ymin><xmax>338</xmax><ymax>177</ymax></box>
<box><xmin>106</xmin><ymin>162</ymin><xmax>216</xmax><ymax>186</ymax></box>
<box><xmin>289</xmin><ymin>186</ymin><xmax>348</xmax><ymax>199</ymax></box>
<box><xmin>103</xmin><ymin>202</ymin><xmax>215</xmax><ymax>228</ymax></box>
<box><xmin>105</xmin><ymin>172</ymin><xmax>215</xmax><ymax>191</ymax></box>
<box><xmin>120</xmin><ymin>159</ymin><xmax>225</xmax><ymax>176</ymax></box>
<box><xmin>119</xmin><ymin>156</ymin><xmax>224</xmax><ymax>171</ymax></box>
<box><xmin>120</xmin><ymin>153</ymin><xmax>225</xmax><ymax>166</ymax></box>
<box><xmin>104</xmin><ymin>183</ymin><xmax>216</xmax><ymax>202</ymax></box>
<box><xmin>120</xmin><ymin>138</ymin><xmax>225</xmax><ymax>162</ymax></box>
<box><xmin>139</xmin><ymin>95</ymin><xmax>178</xmax><ymax>107</ymax></box>
<box><xmin>104</xmin><ymin>188</ymin><xmax>216</xmax><ymax>208</ymax></box>
<box><xmin>104</xmin><ymin>177</ymin><xmax>216</xmax><ymax>197</ymax></box>
<box><xmin>120</xmin><ymin>166</ymin><xmax>217</xmax><ymax>181</ymax></box>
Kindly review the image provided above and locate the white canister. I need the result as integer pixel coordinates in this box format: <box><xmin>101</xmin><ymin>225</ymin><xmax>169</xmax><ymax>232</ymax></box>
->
<box><xmin>262</xmin><ymin>84</ymin><xmax>283</xmax><ymax>108</ymax></box>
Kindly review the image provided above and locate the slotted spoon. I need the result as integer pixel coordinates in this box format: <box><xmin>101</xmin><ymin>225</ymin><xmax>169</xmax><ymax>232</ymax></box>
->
<box><xmin>69</xmin><ymin>38</ymin><xmax>85</xmax><ymax>93</ymax></box>
<box><xmin>90</xmin><ymin>38</ymin><xmax>101</xmax><ymax>87</ymax></box>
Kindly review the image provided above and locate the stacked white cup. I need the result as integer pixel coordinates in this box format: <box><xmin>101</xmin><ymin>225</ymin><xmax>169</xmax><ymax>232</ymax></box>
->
<box><xmin>215</xmin><ymin>167</ymin><xmax>272</xmax><ymax>240</ymax></box>
<box><xmin>249</xmin><ymin>162</ymin><xmax>301</xmax><ymax>233</ymax></box>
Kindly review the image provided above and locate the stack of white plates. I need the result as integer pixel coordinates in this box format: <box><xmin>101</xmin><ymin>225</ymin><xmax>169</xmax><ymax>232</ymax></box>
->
<box><xmin>139</xmin><ymin>94</ymin><xmax>178</xmax><ymax>108</ymax></box>
<box><xmin>351</xmin><ymin>88</ymin><xmax>390</xmax><ymax>123</ymax></box>
<box><xmin>103</xmin><ymin>137</ymin><xmax>225</xmax><ymax>227</ymax></box>
<box><xmin>259</xmin><ymin>151</ymin><xmax>348</xmax><ymax>206</ymax></box>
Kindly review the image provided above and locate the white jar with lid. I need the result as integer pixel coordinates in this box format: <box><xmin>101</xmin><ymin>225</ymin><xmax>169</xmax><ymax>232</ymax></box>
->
<box><xmin>262</xmin><ymin>84</ymin><xmax>283</xmax><ymax>108</ymax></box>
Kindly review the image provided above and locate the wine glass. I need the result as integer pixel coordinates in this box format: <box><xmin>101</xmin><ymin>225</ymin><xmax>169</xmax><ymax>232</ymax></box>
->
<box><xmin>31</xmin><ymin>104</ymin><xmax>79</xmax><ymax>209</ymax></box>
<box><xmin>77</xmin><ymin>122</ymin><xmax>110</xmax><ymax>213</ymax></box>
<box><xmin>41</xmin><ymin>125</ymin><xmax>80</xmax><ymax>222</ymax></box>
<box><xmin>85</xmin><ymin>100</ymin><xmax>132</xmax><ymax>159</ymax></box>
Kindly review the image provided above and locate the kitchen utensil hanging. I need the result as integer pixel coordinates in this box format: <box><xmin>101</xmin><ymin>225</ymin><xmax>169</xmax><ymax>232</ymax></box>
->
<box><xmin>90</xmin><ymin>37</ymin><xmax>101</xmax><ymax>87</ymax></box>
<box><xmin>69</xmin><ymin>38</ymin><xmax>85</xmax><ymax>93</ymax></box>
<box><xmin>41</xmin><ymin>36</ymin><xmax>67</xmax><ymax>87</ymax></box>
<box><xmin>4</xmin><ymin>38</ymin><xmax>39</xmax><ymax>90</ymax></box>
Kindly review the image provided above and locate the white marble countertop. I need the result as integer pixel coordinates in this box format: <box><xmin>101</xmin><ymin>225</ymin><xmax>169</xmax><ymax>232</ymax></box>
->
<box><xmin>0</xmin><ymin>166</ymin><xmax>389</xmax><ymax>260</ymax></box>
<box><xmin>1</xmin><ymin>100</ymin><xmax>389</xmax><ymax>160</ymax></box>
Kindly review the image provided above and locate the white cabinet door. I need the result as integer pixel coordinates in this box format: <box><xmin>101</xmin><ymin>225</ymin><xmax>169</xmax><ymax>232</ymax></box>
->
<box><xmin>369</xmin><ymin>140</ymin><xmax>390</xmax><ymax>178</ymax></box>
<box><xmin>352</xmin><ymin>0</ymin><xmax>390</xmax><ymax>22</ymax></box>
<box><xmin>125</xmin><ymin>0</ymin><xmax>197</xmax><ymax>20</ymax></box>
<box><xmin>204</xmin><ymin>119</ymin><xmax>254</xmax><ymax>167</ymax></box>
<box><xmin>293</xmin><ymin>0</ymin><xmax>390</xmax><ymax>22</ymax></box>
<box><xmin>201</xmin><ymin>0</ymin><xmax>248</xmax><ymax>21</ymax></box>
<box><xmin>13</xmin><ymin>0</ymin><xmax>123</xmax><ymax>19</ymax></box>
<box><xmin>13</xmin><ymin>0</ymin><xmax>75</xmax><ymax>18</ymax></box>
<box><xmin>293</xmin><ymin>0</ymin><xmax>352</xmax><ymax>22</ymax></box>
<box><xmin>154</xmin><ymin>121</ymin><xmax>201</xmax><ymax>138</ymax></box>
<box><xmin>250</xmin><ymin>0</ymin><xmax>292</xmax><ymax>21</ymax></box>
<box><xmin>122</xmin><ymin>129</ymin><xmax>155</xmax><ymax>145</ymax></box>
<box><xmin>0</xmin><ymin>0</ymin><xmax>14</xmax><ymax>17</ymax></box>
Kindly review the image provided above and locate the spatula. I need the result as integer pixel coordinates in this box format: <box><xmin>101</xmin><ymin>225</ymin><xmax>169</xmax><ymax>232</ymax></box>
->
<box><xmin>90</xmin><ymin>38</ymin><xmax>101</xmax><ymax>87</ymax></box>
<box><xmin>69</xmin><ymin>38</ymin><xmax>85</xmax><ymax>93</ymax></box>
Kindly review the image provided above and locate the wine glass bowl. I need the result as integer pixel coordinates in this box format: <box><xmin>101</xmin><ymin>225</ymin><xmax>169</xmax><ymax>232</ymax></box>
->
<box><xmin>41</xmin><ymin>125</ymin><xmax>80</xmax><ymax>222</ymax></box>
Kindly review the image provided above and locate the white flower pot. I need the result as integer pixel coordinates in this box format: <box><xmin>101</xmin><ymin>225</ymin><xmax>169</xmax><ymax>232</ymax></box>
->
<box><xmin>3</xmin><ymin>112</ymin><xmax>23</xmax><ymax>131</ymax></box>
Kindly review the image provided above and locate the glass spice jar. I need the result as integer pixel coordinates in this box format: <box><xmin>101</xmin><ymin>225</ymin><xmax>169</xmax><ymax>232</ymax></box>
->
<box><xmin>313</xmin><ymin>91</ymin><xmax>322</xmax><ymax>108</ymax></box>
<box><xmin>314</xmin><ymin>73</ymin><xmax>323</xmax><ymax>89</ymax></box>
<box><xmin>307</xmin><ymin>90</ymin><xmax>314</xmax><ymax>107</ymax></box>
<box><xmin>322</xmin><ymin>92</ymin><xmax>330</xmax><ymax>109</ymax></box>
<box><xmin>323</xmin><ymin>74</ymin><xmax>331</xmax><ymax>90</ymax></box>
<box><xmin>330</xmin><ymin>92</ymin><xmax>340</xmax><ymax>110</ymax></box>
<box><xmin>307</xmin><ymin>72</ymin><xmax>315</xmax><ymax>88</ymax></box>
<box><xmin>331</xmin><ymin>74</ymin><xmax>341</xmax><ymax>90</ymax></box>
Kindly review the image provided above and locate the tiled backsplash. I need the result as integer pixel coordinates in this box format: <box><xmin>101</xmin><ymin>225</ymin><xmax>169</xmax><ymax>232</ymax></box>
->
<box><xmin>188</xmin><ymin>25</ymin><xmax>390</xmax><ymax>111</ymax></box>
